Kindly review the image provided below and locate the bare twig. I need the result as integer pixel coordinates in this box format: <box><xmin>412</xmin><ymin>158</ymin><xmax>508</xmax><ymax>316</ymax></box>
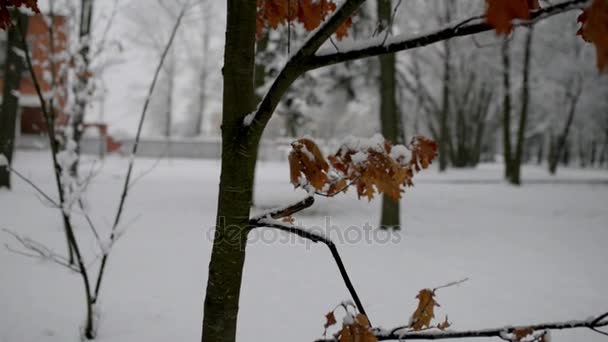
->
<box><xmin>93</xmin><ymin>6</ymin><xmax>186</xmax><ymax>300</ymax></box>
<box><xmin>3</xmin><ymin>229</ymin><xmax>79</xmax><ymax>272</ymax></box>
<box><xmin>433</xmin><ymin>277</ymin><xmax>469</xmax><ymax>292</ymax></box>
<box><xmin>250</xmin><ymin>200</ymin><xmax>370</xmax><ymax>323</ymax></box>
<box><xmin>4</xmin><ymin>165</ymin><xmax>59</xmax><ymax>208</ymax></box>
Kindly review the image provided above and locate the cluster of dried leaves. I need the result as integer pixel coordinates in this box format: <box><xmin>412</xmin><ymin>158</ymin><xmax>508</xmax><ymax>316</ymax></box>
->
<box><xmin>0</xmin><ymin>0</ymin><xmax>39</xmax><ymax>29</ymax></box>
<box><xmin>288</xmin><ymin>136</ymin><xmax>438</xmax><ymax>201</ymax></box>
<box><xmin>323</xmin><ymin>304</ymin><xmax>376</xmax><ymax>342</ymax></box>
<box><xmin>576</xmin><ymin>0</ymin><xmax>608</xmax><ymax>71</ymax></box>
<box><xmin>485</xmin><ymin>0</ymin><xmax>608</xmax><ymax>72</ymax></box>
<box><xmin>256</xmin><ymin>0</ymin><xmax>352</xmax><ymax>39</ymax></box>
<box><xmin>322</xmin><ymin>286</ymin><xmax>554</xmax><ymax>342</ymax></box>
<box><xmin>322</xmin><ymin>289</ymin><xmax>451</xmax><ymax>342</ymax></box>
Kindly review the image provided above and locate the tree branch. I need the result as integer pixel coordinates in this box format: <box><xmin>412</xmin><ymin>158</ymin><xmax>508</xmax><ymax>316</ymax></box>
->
<box><xmin>307</xmin><ymin>0</ymin><xmax>590</xmax><ymax>70</ymax></box>
<box><xmin>245</xmin><ymin>0</ymin><xmax>365</xmax><ymax>137</ymax></box>
<box><xmin>314</xmin><ymin>312</ymin><xmax>608</xmax><ymax>341</ymax></box>
<box><xmin>250</xmin><ymin>196</ymin><xmax>315</xmax><ymax>221</ymax></box>
<box><xmin>92</xmin><ymin>6</ymin><xmax>186</xmax><ymax>301</ymax></box>
<box><xmin>249</xmin><ymin>210</ymin><xmax>370</xmax><ymax>323</ymax></box>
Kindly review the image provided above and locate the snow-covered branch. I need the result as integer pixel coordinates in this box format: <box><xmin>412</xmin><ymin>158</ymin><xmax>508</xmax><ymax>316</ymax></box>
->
<box><xmin>250</xmin><ymin>196</ymin><xmax>315</xmax><ymax>221</ymax></box>
<box><xmin>308</xmin><ymin>0</ymin><xmax>591</xmax><ymax>70</ymax></box>
<box><xmin>315</xmin><ymin>311</ymin><xmax>608</xmax><ymax>341</ymax></box>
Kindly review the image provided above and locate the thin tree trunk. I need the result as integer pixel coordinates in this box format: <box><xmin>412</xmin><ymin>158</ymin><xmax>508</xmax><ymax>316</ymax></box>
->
<box><xmin>510</xmin><ymin>27</ymin><xmax>534</xmax><ymax>185</ymax></box>
<box><xmin>501</xmin><ymin>38</ymin><xmax>513</xmax><ymax>180</ymax></box>
<box><xmin>69</xmin><ymin>0</ymin><xmax>94</xmax><ymax>176</ymax></box>
<box><xmin>438</xmin><ymin>20</ymin><xmax>451</xmax><ymax>172</ymax></box>
<box><xmin>377</xmin><ymin>0</ymin><xmax>400</xmax><ymax>230</ymax></box>
<box><xmin>201</xmin><ymin>1</ymin><xmax>258</xmax><ymax>341</ymax></box>
<box><xmin>549</xmin><ymin>80</ymin><xmax>581</xmax><ymax>174</ymax></box>
<box><xmin>0</xmin><ymin>12</ymin><xmax>28</xmax><ymax>189</ymax></box>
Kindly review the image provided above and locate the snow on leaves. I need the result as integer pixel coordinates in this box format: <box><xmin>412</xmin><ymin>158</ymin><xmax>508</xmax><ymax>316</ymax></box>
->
<box><xmin>256</xmin><ymin>0</ymin><xmax>352</xmax><ymax>40</ymax></box>
<box><xmin>288</xmin><ymin>135</ymin><xmax>438</xmax><ymax>201</ymax></box>
<box><xmin>577</xmin><ymin>0</ymin><xmax>608</xmax><ymax>72</ymax></box>
<box><xmin>323</xmin><ymin>304</ymin><xmax>377</xmax><ymax>342</ymax></box>
<box><xmin>484</xmin><ymin>0</ymin><xmax>539</xmax><ymax>35</ymax></box>
<box><xmin>0</xmin><ymin>0</ymin><xmax>39</xmax><ymax>30</ymax></box>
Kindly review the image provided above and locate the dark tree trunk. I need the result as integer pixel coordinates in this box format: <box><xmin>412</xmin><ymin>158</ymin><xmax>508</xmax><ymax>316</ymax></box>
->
<box><xmin>510</xmin><ymin>27</ymin><xmax>534</xmax><ymax>185</ymax></box>
<box><xmin>438</xmin><ymin>27</ymin><xmax>451</xmax><ymax>172</ymax></box>
<box><xmin>548</xmin><ymin>80</ymin><xmax>581</xmax><ymax>174</ymax></box>
<box><xmin>501</xmin><ymin>38</ymin><xmax>513</xmax><ymax>180</ymax></box>
<box><xmin>201</xmin><ymin>1</ymin><xmax>259</xmax><ymax>341</ymax></box>
<box><xmin>537</xmin><ymin>135</ymin><xmax>544</xmax><ymax>165</ymax></box>
<box><xmin>377</xmin><ymin>0</ymin><xmax>400</xmax><ymax>230</ymax></box>
<box><xmin>0</xmin><ymin>12</ymin><xmax>28</xmax><ymax>189</ymax></box>
<box><xmin>589</xmin><ymin>140</ymin><xmax>597</xmax><ymax>167</ymax></box>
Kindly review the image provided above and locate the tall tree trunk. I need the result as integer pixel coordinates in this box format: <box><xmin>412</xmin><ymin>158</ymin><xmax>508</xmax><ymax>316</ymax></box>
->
<box><xmin>0</xmin><ymin>12</ymin><xmax>28</xmax><ymax>189</ymax></box>
<box><xmin>510</xmin><ymin>27</ymin><xmax>534</xmax><ymax>185</ymax></box>
<box><xmin>201</xmin><ymin>1</ymin><xmax>258</xmax><ymax>341</ymax></box>
<box><xmin>438</xmin><ymin>14</ymin><xmax>451</xmax><ymax>172</ymax></box>
<box><xmin>548</xmin><ymin>80</ymin><xmax>581</xmax><ymax>174</ymax></box>
<box><xmin>501</xmin><ymin>38</ymin><xmax>513</xmax><ymax>180</ymax></box>
<box><xmin>377</xmin><ymin>0</ymin><xmax>400</xmax><ymax>230</ymax></box>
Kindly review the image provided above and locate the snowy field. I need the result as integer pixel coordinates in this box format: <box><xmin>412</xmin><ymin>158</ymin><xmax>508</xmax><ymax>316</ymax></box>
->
<box><xmin>1</xmin><ymin>150</ymin><xmax>607</xmax><ymax>342</ymax></box>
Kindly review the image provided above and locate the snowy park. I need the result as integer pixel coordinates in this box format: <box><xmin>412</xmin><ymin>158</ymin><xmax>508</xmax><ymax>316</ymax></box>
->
<box><xmin>1</xmin><ymin>151</ymin><xmax>608</xmax><ymax>341</ymax></box>
<box><xmin>2</xmin><ymin>0</ymin><xmax>608</xmax><ymax>341</ymax></box>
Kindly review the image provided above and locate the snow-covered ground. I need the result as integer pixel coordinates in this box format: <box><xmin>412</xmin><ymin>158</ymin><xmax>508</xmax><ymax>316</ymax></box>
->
<box><xmin>1</xmin><ymin>150</ymin><xmax>607</xmax><ymax>342</ymax></box>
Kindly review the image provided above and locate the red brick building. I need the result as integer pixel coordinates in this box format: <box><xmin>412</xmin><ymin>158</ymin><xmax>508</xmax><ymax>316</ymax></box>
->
<box><xmin>0</xmin><ymin>14</ymin><xmax>68</xmax><ymax>134</ymax></box>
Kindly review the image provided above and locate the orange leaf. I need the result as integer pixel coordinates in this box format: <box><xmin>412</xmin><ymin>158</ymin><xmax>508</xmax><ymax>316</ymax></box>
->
<box><xmin>256</xmin><ymin>0</ymin><xmax>351</xmax><ymax>40</ymax></box>
<box><xmin>338</xmin><ymin>314</ymin><xmax>377</xmax><ymax>342</ymax></box>
<box><xmin>409</xmin><ymin>289</ymin><xmax>439</xmax><ymax>331</ymax></box>
<box><xmin>577</xmin><ymin>0</ymin><xmax>608</xmax><ymax>72</ymax></box>
<box><xmin>485</xmin><ymin>0</ymin><xmax>539</xmax><ymax>35</ymax></box>
<box><xmin>289</xmin><ymin>138</ymin><xmax>330</xmax><ymax>190</ymax></box>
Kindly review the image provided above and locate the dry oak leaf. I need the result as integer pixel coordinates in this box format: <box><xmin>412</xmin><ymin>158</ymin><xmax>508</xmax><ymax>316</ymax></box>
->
<box><xmin>409</xmin><ymin>289</ymin><xmax>439</xmax><ymax>331</ymax></box>
<box><xmin>288</xmin><ymin>138</ymin><xmax>329</xmax><ymax>190</ymax></box>
<box><xmin>1</xmin><ymin>0</ymin><xmax>40</xmax><ymax>30</ymax></box>
<box><xmin>410</xmin><ymin>136</ymin><xmax>439</xmax><ymax>172</ymax></box>
<box><xmin>577</xmin><ymin>0</ymin><xmax>608</xmax><ymax>72</ymax></box>
<box><xmin>325</xmin><ymin>311</ymin><xmax>337</xmax><ymax>329</ymax></box>
<box><xmin>256</xmin><ymin>0</ymin><xmax>352</xmax><ymax>40</ymax></box>
<box><xmin>485</xmin><ymin>0</ymin><xmax>540</xmax><ymax>34</ymax></box>
<box><xmin>338</xmin><ymin>314</ymin><xmax>377</xmax><ymax>342</ymax></box>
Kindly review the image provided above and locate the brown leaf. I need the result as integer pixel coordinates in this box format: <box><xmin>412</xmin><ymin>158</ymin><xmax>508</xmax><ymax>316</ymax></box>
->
<box><xmin>409</xmin><ymin>289</ymin><xmax>439</xmax><ymax>331</ymax></box>
<box><xmin>437</xmin><ymin>315</ymin><xmax>451</xmax><ymax>330</ymax></box>
<box><xmin>256</xmin><ymin>0</ymin><xmax>352</xmax><ymax>40</ymax></box>
<box><xmin>513</xmin><ymin>327</ymin><xmax>534</xmax><ymax>341</ymax></box>
<box><xmin>485</xmin><ymin>0</ymin><xmax>539</xmax><ymax>35</ymax></box>
<box><xmin>338</xmin><ymin>314</ymin><xmax>377</xmax><ymax>342</ymax></box>
<box><xmin>289</xmin><ymin>138</ymin><xmax>330</xmax><ymax>190</ymax></box>
<box><xmin>577</xmin><ymin>0</ymin><xmax>608</xmax><ymax>72</ymax></box>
